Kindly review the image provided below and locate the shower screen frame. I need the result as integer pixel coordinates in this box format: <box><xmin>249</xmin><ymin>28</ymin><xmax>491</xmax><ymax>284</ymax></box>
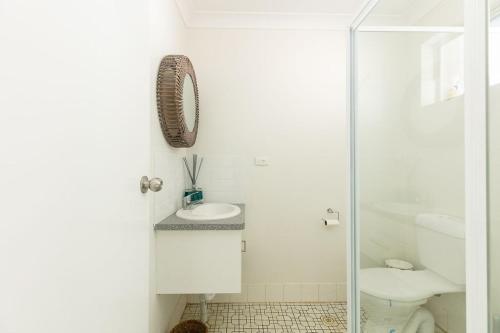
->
<box><xmin>346</xmin><ymin>0</ymin><xmax>490</xmax><ymax>332</ymax></box>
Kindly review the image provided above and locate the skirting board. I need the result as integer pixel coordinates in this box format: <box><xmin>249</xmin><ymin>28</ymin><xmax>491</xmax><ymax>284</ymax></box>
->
<box><xmin>186</xmin><ymin>283</ymin><xmax>347</xmax><ymax>304</ymax></box>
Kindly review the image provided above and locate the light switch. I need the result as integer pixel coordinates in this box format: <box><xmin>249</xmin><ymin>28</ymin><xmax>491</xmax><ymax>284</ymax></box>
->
<box><xmin>255</xmin><ymin>156</ymin><xmax>270</xmax><ymax>166</ymax></box>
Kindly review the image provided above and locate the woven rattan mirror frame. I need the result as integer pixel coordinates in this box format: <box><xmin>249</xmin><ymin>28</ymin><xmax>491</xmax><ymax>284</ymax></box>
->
<box><xmin>156</xmin><ymin>55</ymin><xmax>199</xmax><ymax>148</ymax></box>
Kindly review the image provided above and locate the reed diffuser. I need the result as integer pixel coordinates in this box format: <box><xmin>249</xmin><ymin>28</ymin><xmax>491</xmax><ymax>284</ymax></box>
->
<box><xmin>183</xmin><ymin>154</ymin><xmax>204</xmax><ymax>202</ymax></box>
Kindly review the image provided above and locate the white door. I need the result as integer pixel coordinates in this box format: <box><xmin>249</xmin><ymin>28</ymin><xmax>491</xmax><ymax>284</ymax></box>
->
<box><xmin>0</xmin><ymin>1</ymin><xmax>153</xmax><ymax>332</ymax></box>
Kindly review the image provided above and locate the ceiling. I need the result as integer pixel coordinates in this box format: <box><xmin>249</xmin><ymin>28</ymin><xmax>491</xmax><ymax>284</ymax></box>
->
<box><xmin>189</xmin><ymin>0</ymin><xmax>364</xmax><ymax>15</ymax></box>
<box><xmin>188</xmin><ymin>0</ymin><xmax>438</xmax><ymax>16</ymax></box>
<box><xmin>175</xmin><ymin>0</ymin><xmax>454</xmax><ymax>29</ymax></box>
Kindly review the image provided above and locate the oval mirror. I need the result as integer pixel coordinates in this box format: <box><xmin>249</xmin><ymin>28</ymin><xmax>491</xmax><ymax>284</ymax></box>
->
<box><xmin>156</xmin><ymin>55</ymin><xmax>199</xmax><ymax>148</ymax></box>
<box><xmin>183</xmin><ymin>74</ymin><xmax>196</xmax><ymax>132</ymax></box>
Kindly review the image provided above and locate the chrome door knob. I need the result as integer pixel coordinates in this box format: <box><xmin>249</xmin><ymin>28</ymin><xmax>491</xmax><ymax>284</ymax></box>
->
<box><xmin>140</xmin><ymin>176</ymin><xmax>164</xmax><ymax>193</ymax></box>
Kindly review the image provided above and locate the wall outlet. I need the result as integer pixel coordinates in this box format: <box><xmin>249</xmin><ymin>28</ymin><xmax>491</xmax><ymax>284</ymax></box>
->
<box><xmin>255</xmin><ymin>156</ymin><xmax>270</xmax><ymax>166</ymax></box>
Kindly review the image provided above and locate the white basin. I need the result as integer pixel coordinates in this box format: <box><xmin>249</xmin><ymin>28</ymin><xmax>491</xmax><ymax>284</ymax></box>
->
<box><xmin>176</xmin><ymin>203</ymin><xmax>241</xmax><ymax>221</ymax></box>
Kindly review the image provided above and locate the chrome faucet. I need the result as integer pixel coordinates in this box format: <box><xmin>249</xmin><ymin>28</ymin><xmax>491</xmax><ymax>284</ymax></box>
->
<box><xmin>182</xmin><ymin>191</ymin><xmax>203</xmax><ymax>209</ymax></box>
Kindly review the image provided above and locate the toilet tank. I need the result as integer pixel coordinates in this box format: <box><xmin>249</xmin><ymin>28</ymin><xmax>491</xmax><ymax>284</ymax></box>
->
<box><xmin>416</xmin><ymin>214</ymin><xmax>465</xmax><ymax>285</ymax></box>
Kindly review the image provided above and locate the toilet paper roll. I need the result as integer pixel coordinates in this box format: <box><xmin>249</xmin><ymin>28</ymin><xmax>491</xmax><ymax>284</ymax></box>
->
<box><xmin>323</xmin><ymin>218</ymin><xmax>340</xmax><ymax>226</ymax></box>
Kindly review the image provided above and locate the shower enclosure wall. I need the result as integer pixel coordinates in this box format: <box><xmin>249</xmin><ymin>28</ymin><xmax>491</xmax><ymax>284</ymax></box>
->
<box><xmin>348</xmin><ymin>0</ymin><xmax>497</xmax><ymax>332</ymax></box>
<box><xmin>489</xmin><ymin>4</ymin><xmax>500</xmax><ymax>333</ymax></box>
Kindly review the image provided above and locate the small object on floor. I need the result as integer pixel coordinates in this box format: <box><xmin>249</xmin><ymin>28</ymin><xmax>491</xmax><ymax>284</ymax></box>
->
<box><xmin>171</xmin><ymin>320</ymin><xmax>208</xmax><ymax>333</ymax></box>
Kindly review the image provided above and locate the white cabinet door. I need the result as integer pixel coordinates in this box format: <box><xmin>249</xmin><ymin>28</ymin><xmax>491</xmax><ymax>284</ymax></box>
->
<box><xmin>156</xmin><ymin>230</ymin><xmax>242</xmax><ymax>294</ymax></box>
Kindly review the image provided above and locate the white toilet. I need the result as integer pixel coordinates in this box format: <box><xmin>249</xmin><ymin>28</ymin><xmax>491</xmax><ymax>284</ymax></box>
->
<box><xmin>360</xmin><ymin>214</ymin><xmax>465</xmax><ymax>333</ymax></box>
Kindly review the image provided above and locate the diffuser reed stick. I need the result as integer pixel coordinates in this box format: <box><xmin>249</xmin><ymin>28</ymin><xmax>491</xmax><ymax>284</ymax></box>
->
<box><xmin>183</xmin><ymin>154</ymin><xmax>204</xmax><ymax>188</ymax></box>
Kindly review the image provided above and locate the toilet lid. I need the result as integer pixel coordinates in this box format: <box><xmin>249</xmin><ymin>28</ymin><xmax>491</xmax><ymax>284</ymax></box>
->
<box><xmin>360</xmin><ymin>268</ymin><xmax>464</xmax><ymax>302</ymax></box>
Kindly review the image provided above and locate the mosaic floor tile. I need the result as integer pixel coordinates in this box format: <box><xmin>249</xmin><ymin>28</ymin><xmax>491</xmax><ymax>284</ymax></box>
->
<box><xmin>181</xmin><ymin>302</ymin><xmax>446</xmax><ymax>332</ymax></box>
<box><xmin>181</xmin><ymin>302</ymin><xmax>348</xmax><ymax>333</ymax></box>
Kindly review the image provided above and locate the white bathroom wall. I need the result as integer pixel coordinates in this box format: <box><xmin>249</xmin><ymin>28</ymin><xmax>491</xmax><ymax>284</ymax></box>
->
<box><xmin>148</xmin><ymin>0</ymin><xmax>189</xmax><ymax>332</ymax></box>
<box><xmin>185</xmin><ymin>29</ymin><xmax>348</xmax><ymax>302</ymax></box>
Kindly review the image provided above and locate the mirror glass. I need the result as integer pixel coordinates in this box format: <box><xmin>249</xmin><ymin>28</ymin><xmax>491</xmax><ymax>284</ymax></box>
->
<box><xmin>183</xmin><ymin>75</ymin><xmax>196</xmax><ymax>132</ymax></box>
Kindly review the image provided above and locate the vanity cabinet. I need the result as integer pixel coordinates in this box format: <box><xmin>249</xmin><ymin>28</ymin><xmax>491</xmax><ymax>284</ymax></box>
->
<box><xmin>154</xmin><ymin>204</ymin><xmax>245</xmax><ymax>294</ymax></box>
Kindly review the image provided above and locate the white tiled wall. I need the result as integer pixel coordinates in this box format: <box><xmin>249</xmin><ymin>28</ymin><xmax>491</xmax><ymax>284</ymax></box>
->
<box><xmin>186</xmin><ymin>283</ymin><xmax>347</xmax><ymax>303</ymax></box>
<box><xmin>247</xmin><ymin>284</ymin><xmax>266</xmax><ymax>302</ymax></box>
<box><xmin>189</xmin><ymin>154</ymin><xmax>249</xmax><ymax>204</ymax></box>
<box><xmin>283</xmin><ymin>284</ymin><xmax>302</xmax><ymax>302</ymax></box>
<box><xmin>301</xmin><ymin>284</ymin><xmax>319</xmax><ymax>302</ymax></box>
<box><xmin>265</xmin><ymin>284</ymin><xmax>284</xmax><ymax>302</ymax></box>
<box><xmin>319</xmin><ymin>284</ymin><xmax>337</xmax><ymax>302</ymax></box>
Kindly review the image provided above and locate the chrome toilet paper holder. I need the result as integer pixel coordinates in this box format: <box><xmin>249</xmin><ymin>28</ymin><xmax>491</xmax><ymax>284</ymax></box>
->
<box><xmin>323</xmin><ymin>208</ymin><xmax>340</xmax><ymax>226</ymax></box>
<box><xmin>326</xmin><ymin>208</ymin><xmax>339</xmax><ymax>219</ymax></box>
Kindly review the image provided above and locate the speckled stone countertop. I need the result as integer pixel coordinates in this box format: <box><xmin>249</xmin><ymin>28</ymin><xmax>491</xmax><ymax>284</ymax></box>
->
<box><xmin>154</xmin><ymin>204</ymin><xmax>245</xmax><ymax>231</ymax></box>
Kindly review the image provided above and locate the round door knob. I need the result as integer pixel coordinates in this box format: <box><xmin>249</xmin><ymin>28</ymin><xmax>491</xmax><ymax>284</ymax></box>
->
<box><xmin>140</xmin><ymin>176</ymin><xmax>164</xmax><ymax>193</ymax></box>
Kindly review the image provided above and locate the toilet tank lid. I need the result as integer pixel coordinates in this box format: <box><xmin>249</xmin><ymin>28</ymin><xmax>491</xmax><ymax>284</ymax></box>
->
<box><xmin>415</xmin><ymin>214</ymin><xmax>465</xmax><ymax>239</ymax></box>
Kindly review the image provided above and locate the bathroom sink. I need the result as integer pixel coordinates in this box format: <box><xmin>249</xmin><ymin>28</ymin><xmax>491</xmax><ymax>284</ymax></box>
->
<box><xmin>176</xmin><ymin>203</ymin><xmax>241</xmax><ymax>221</ymax></box>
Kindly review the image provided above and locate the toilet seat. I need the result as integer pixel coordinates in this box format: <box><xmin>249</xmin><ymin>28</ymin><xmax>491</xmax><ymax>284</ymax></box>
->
<box><xmin>360</xmin><ymin>268</ymin><xmax>464</xmax><ymax>302</ymax></box>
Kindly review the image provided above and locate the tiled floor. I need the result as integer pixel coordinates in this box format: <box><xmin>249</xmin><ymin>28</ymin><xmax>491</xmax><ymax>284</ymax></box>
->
<box><xmin>181</xmin><ymin>302</ymin><xmax>447</xmax><ymax>333</ymax></box>
<box><xmin>181</xmin><ymin>302</ymin><xmax>348</xmax><ymax>333</ymax></box>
